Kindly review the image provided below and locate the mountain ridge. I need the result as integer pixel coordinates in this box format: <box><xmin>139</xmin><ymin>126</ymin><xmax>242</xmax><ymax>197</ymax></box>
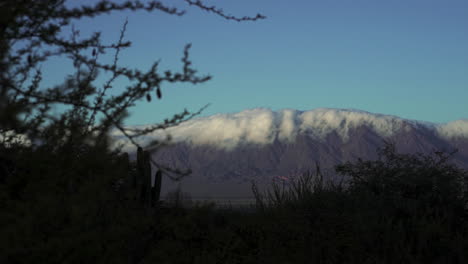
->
<box><xmin>110</xmin><ymin>108</ymin><xmax>468</xmax><ymax>199</ymax></box>
<box><xmin>112</xmin><ymin>107</ymin><xmax>468</xmax><ymax>151</ymax></box>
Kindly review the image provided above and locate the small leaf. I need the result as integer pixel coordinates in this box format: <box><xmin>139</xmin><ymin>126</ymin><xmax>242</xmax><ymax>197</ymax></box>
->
<box><xmin>156</xmin><ymin>88</ymin><xmax>162</xmax><ymax>99</ymax></box>
<box><xmin>146</xmin><ymin>94</ymin><xmax>151</xmax><ymax>102</ymax></box>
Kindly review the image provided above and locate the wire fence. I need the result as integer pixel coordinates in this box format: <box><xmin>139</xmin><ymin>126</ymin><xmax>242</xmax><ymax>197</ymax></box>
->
<box><xmin>161</xmin><ymin>197</ymin><xmax>257</xmax><ymax>210</ymax></box>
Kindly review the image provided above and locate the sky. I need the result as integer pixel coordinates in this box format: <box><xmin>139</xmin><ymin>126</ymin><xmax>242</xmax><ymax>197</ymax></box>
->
<box><xmin>44</xmin><ymin>0</ymin><xmax>468</xmax><ymax>126</ymax></box>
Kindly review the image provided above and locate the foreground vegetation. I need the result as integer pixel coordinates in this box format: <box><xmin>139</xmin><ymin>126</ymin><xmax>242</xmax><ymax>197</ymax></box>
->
<box><xmin>2</xmin><ymin>1</ymin><xmax>468</xmax><ymax>263</ymax></box>
<box><xmin>2</xmin><ymin>142</ymin><xmax>468</xmax><ymax>264</ymax></box>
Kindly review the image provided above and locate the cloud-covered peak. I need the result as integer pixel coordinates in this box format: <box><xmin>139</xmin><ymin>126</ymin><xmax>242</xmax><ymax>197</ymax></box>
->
<box><xmin>436</xmin><ymin>119</ymin><xmax>468</xmax><ymax>140</ymax></box>
<box><xmin>297</xmin><ymin>108</ymin><xmax>408</xmax><ymax>141</ymax></box>
<box><xmin>113</xmin><ymin>107</ymin><xmax>468</xmax><ymax>152</ymax></box>
<box><xmin>168</xmin><ymin>108</ymin><xmax>411</xmax><ymax>147</ymax></box>
<box><xmin>166</xmin><ymin>108</ymin><xmax>277</xmax><ymax>149</ymax></box>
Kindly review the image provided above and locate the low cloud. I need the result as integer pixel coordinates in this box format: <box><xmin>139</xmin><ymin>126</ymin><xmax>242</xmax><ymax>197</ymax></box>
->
<box><xmin>436</xmin><ymin>119</ymin><xmax>468</xmax><ymax>140</ymax></box>
<box><xmin>111</xmin><ymin>108</ymin><xmax>468</xmax><ymax>151</ymax></box>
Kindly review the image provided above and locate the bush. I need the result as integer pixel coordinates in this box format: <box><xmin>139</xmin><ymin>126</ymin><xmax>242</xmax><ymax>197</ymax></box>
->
<box><xmin>336</xmin><ymin>141</ymin><xmax>468</xmax><ymax>217</ymax></box>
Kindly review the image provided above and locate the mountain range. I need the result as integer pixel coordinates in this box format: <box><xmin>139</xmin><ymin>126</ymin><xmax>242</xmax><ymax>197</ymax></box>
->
<box><xmin>111</xmin><ymin>108</ymin><xmax>468</xmax><ymax>199</ymax></box>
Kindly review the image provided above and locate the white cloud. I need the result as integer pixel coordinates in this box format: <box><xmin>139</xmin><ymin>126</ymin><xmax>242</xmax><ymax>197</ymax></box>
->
<box><xmin>110</xmin><ymin>108</ymin><xmax>468</xmax><ymax>151</ymax></box>
<box><xmin>277</xmin><ymin>109</ymin><xmax>298</xmax><ymax>142</ymax></box>
<box><xmin>298</xmin><ymin>108</ymin><xmax>408</xmax><ymax>141</ymax></box>
<box><xmin>436</xmin><ymin>119</ymin><xmax>468</xmax><ymax>140</ymax></box>
<box><xmin>0</xmin><ymin>130</ymin><xmax>32</xmax><ymax>147</ymax></box>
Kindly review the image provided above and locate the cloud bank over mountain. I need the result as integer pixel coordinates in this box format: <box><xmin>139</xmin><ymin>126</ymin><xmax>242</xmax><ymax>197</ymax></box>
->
<box><xmin>111</xmin><ymin>108</ymin><xmax>468</xmax><ymax>152</ymax></box>
<box><xmin>108</xmin><ymin>107</ymin><xmax>468</xmax><ymax>198</ymax></box>
<box><xmin>436</xmin><ymin>119</ymin><xmax>468</xmax><ymax>140</ymax></box>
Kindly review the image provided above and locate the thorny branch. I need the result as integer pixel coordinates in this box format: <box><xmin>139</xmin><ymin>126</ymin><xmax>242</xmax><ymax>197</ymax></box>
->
<box><xmin>1</xmin><ymin>0</ymin><xmax>265</xmax><ymax>179</ymax></box>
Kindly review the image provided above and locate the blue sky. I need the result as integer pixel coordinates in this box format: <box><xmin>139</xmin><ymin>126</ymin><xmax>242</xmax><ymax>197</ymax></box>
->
<box><xmin>46</xmin><ymin>0</ymin><xmax>468</xmax><ymax>125</ymax></box>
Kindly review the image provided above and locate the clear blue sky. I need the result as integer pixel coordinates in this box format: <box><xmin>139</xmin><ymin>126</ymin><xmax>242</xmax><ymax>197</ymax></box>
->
<box><xmin>46</xmin><ymin>0</ymin><xmax>468</xmax><ymax>125</ymax></box>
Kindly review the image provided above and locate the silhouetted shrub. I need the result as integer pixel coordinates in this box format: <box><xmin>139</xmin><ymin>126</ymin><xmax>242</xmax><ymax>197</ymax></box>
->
<box><xmin>336</xmin><ymin>141</ymin><xmax>468</xmax><ymax>219</ymax></box>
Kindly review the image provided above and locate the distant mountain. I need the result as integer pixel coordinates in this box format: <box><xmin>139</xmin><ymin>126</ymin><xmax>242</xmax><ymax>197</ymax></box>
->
<box><xmin>111</xmin><ymin>108</ymin><xmax>468</xmax><ymax>199</ymax></box>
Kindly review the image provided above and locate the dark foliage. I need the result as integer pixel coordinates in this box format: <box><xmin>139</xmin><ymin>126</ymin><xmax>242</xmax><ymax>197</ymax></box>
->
<box><xmin>336</xmin><ymin>141</ymin><xmax>468</xmax><ymax>219</ymax></box>
<box><xmin>3</xmin><ymin>1</ymin><xmax>468</xmax><ymax>263</ymax></box>
<box><xmin>0</xmin><ymin>0</ymin><xmax>264</xmax><ymax>263</ymax></box>
<box><xmin>246</xmin><ymin>142</ymin><xmax>468</xmax><ymax>263</ymax></box>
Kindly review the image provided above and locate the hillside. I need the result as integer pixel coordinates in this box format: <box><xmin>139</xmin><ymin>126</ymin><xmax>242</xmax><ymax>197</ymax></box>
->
<box><xmin>111</xmin><ymin>108</ymin><xmax>468</xmax><ymax>198</ymax></box>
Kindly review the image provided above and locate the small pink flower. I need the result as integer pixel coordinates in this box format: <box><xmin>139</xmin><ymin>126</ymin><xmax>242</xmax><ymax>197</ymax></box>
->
<box><xmin>276</xmin><ymin>176</ymin><xmax>290</xmax><ymax>181</ymax></box>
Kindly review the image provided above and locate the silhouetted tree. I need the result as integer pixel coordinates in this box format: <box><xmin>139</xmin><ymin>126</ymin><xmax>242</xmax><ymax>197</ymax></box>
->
<box><xmin>0</xmin><ymin>1</ymin><xmax>264</xmax><ymax>262</ymax></box>
<box><xmin>0</xmin><ymin>0</ymin><xmax>264</xmax><ymax>169</ymax></box>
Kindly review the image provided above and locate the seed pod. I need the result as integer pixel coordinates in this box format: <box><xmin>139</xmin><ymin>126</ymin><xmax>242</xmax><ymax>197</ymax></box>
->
<box><xmin>156</xmin><ymin>88</ymin><xmax>162</xmax><ymax>99</ymax></box>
